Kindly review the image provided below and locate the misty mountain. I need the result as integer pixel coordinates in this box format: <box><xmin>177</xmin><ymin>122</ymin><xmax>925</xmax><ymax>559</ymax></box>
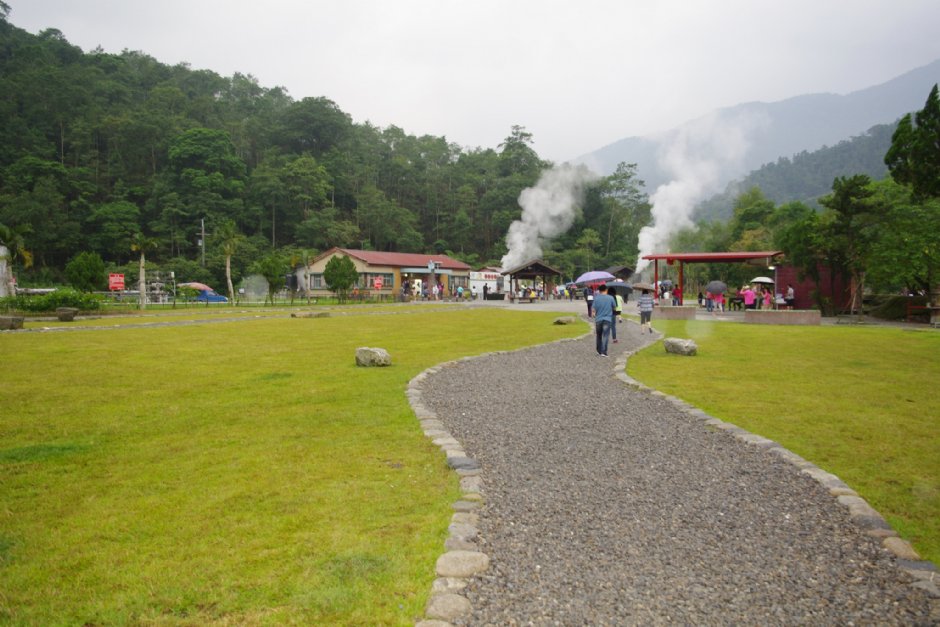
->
<box><xmin>694</xmin><ymin>121</ymin><xmax>897</xmax><ymax>222</ymax></box>
<box><xmin>573</xmin><ymin>58</ymin><xmax>940</xmax><ymax>193</ymax></box>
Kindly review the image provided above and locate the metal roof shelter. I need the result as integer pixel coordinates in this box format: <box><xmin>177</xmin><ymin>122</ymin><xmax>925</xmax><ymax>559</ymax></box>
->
<box><xmin>501</xmin><ymin>259</ymin><xmax>563</xmax><ymax>298</ymax></box>
<box><xmin>604</xmin><ymin>265</ymin><xmax>635</xmax><ymax>281</ymax></box>
<box><xmin>642</xmin><ymin>251</ymin><xmax>783</xmax><ymax>304</ymax></box>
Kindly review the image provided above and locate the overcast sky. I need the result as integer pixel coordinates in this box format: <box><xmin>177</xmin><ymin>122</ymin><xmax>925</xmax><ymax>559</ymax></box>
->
<box><xmin>8</xmin><ymin>0</ymin><xmax>940</xmax><ymax>162</ymax></box>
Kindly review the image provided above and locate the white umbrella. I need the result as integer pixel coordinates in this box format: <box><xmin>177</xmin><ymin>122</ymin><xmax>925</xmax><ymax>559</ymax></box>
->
<box><xmin>750</xmin><ymin>276</ymin><xmax>774</xmax><ymax>284</ymax></box>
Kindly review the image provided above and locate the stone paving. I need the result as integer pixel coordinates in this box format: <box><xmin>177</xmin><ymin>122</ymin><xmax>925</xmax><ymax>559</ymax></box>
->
<box><xmin>409</xmin><ymin>314</ymin><xmax>938</xmax><ymax>625</ymax></box>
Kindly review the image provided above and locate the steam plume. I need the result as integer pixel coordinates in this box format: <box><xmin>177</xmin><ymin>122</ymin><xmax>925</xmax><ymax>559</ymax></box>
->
<box><xmin>501</xmin><ymin>164</ymin><xmax>598</xmax><ymax>269</ymax></box>
<box><xmin>635</xmin><ymin>110</ymin><xmax>767</xmax><ymax>274</ymax></box>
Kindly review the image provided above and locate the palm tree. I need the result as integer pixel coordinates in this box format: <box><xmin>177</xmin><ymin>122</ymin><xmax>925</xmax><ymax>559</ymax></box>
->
<box><xmin>130</xmin><ymin>232</ymin><xmax>159</xmax><ymax>310</ymax></box>
<box><xmin>214</xmin><ymin>220</ymin><xmax>244</xmax><ymax>305</ymax></box>
<box><xmin>0</xmin><ymin>222</ymin><xmax>33</xmax><ymax>298</ymax></box>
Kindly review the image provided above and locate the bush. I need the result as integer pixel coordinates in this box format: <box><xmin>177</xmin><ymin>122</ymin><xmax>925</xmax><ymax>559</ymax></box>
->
<box><xmin>65</xmin><ymin>251</ymin><xmax>106</xmax><ymax>292</ymax></box>
<box><xmin>870</xmin><ymin>294</ymin><xmax>928</xmax><ymax>321</ymax></box>
<box><xmin>3</xmin><ymin>289</ymin><xmax>102</xmax><ymax>313</ymax></box>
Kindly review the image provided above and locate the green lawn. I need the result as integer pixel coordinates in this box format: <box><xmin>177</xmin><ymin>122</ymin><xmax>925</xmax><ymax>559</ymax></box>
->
<box><xmin>628</xmin><ymin>319</ymin><xmax>940</xmax><ymax>565</ymax></box>
<box><xmin>0</xmin><ymin>308</ymin><xmax>583</xmax><ymax>625</ymax></box>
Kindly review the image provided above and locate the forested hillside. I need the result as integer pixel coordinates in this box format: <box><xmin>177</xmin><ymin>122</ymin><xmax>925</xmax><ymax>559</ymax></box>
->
<box><xmin>0</xmin><ymin>10</ymin><xmax>656</xmax><ymax>288</ymax></box>
<box><xmin>695</xmin><ymin>122</ymin><xmax>896</xmax><ymax>222</ymax></box>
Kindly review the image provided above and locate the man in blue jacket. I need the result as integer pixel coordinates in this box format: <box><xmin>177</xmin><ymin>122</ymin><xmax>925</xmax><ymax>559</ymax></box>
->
<box><xmin>592</xmin><ymin>285</ymin><xmax>615</xmax><ymax>356</ymax></box>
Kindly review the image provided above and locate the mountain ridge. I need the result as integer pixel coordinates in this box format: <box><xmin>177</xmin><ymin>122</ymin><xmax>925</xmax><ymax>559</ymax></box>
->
<box><xmin>573</xmin><ymin>58</ymin><xmax>940</xmax><ymax>192</ymax></box>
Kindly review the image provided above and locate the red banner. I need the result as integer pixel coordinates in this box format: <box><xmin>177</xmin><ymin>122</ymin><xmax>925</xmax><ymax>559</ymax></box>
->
<box><xmin>109</xmin><ymin>273</ymin><xmax>125</xmax><ymax>291</ymax></box>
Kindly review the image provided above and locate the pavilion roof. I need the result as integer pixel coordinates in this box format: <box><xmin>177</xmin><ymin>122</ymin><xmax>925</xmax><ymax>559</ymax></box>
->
<box><xmin>501</xmin><ymin>259</ymin><xmax>563</xmax><ymax>277</ymax></box>
<box><xmin>642</xmin><ymin>251</ymin><xmax>783</xmax><ymax>264</ymax></box>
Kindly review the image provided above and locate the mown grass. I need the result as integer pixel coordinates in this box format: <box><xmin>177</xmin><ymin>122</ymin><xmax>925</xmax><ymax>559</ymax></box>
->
<box><xmin>21</xmin><ymin>303</ymin><xmax>451</xmax><ymax>329</ymax></box>
<box><xmin>0</xmin><ymin>308</ymin><xmax>583</xmax><ymax>625</ymax></box>
<box><xmin>628</xmin><ymin>319</ymin><xmax>940</xmax><ymax>565</ymax></box>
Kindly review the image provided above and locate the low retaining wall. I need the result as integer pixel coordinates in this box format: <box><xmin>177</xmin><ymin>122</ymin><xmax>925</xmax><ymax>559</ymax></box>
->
<box><xmin>745</xmin><ymin>309</ymin><xmax>821</xmax><ymax>325</ymax></box>
<box><xmin>656</xmin><ymin>306</ymin><xmax>697</xmax><ymax>320</ymax></box>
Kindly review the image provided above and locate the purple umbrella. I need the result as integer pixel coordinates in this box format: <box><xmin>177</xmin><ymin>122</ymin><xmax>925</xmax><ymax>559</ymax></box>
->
<box><xmin>574</xmin><ymin>270</ymin><xmax>615</xmax><ymax>285</ymax></box>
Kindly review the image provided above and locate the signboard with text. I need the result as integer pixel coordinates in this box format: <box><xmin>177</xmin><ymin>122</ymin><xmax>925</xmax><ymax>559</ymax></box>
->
<box><xmin>109</xmin><ymin>273</ymin><xmax>125</xmax><ymax>291</ymax></box>
<box><xmin>373</xmin><ymin>276</ymin><xmax>383</xmax><ymax>290</ymax></box>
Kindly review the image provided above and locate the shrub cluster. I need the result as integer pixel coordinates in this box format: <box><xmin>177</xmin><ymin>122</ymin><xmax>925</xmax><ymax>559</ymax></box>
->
<box><xmin>0</xmin><ymin>289</ymin><xmax>103</xmax><ymax>313</ymax></box>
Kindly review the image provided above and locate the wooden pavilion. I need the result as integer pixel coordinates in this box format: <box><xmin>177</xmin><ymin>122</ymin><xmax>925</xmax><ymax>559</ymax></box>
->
<box><xmin>642</xmin><ymin>251</ymin><xmax>783</xmax><ymax>305</ymax></box>
<box><xmin>501</xmin><ymin>259</ymin><xmax>564</xmax><ymax>300</ymax></box>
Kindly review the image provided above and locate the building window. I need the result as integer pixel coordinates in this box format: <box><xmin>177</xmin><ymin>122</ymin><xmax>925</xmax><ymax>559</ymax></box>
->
<box><xmin>311</xmin><ymin>273</ymin><xmax>324</xmax><ymax>289</ymax></box>
<box><xmin>451</xmin><ymin>275</ymin><xmax>469</xmax><ymax>288</ymax></box>
<box><xmin>357</xmin><ymin>272</ymin><xmax>394</xmax><ymax>289</ymax></box>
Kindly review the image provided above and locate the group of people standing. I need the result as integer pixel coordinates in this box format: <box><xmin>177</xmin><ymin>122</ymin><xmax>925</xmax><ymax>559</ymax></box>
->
<box><xmin>701</xmin><ymin>283</ymin><xmax>796</xmax><ymax>311</ymax></box>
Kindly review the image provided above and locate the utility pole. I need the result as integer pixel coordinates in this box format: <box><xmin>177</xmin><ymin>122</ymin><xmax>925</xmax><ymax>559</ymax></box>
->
<box><xmin>200</xmin><ymin>218</ymin><xmax>206</xmax><ymax>267</ymax></box>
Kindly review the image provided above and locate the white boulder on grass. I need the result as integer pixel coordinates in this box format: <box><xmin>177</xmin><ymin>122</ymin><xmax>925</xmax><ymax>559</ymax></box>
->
<box><xmin>356</xmin><ymin>347</ymin><xmax>392</xmax><ymax>367</ymax></box>
<box><xmin>664</xmin><ymin>337</ymin><xmax>698</xmax><ymax>356</ymax></box>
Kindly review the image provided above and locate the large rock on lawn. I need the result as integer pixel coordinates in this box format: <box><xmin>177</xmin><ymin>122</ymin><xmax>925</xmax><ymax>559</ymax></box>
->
<box><xmin>664</xmin><ymin>337</ymin><xmax>698</xmax><ymax>356</ymax></box>
<box><xmin>356</xmin><ymin>346</ymin><xmax>392</xmax><ymax>367</ymax></box>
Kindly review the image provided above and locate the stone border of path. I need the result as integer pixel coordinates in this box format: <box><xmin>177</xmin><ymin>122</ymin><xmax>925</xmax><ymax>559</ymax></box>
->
<box><xmin>612</xmin><ymin>325</ymin><xmax>940</xmax><ymax>604</ymax></box>
<box><xmin>407</xmin><ymin>328</ymin><xmax>594</xmax><ymax>626</ymax></box>
<box><xmin>408</xmin><ymin>318</ymin><xmax>939</xmax><ymax>625</ymax></box>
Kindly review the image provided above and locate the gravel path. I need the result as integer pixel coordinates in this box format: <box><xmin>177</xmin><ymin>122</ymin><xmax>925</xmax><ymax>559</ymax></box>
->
<box><xmin>419</xmin><ymin>319</ymin><xmax>936</xmax><ymax>625</ymax></box>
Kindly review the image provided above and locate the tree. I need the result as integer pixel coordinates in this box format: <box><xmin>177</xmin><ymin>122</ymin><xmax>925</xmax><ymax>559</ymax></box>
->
<box><xmin>886</xmin><ymin>84</ymin><xmax>940</xmax><ymax>201</ymax></box>
<box><xmin>250</xmin><ymin>251</ymin><xmax>286</xmax><ymax>305</ymax></box>
<box><xmin>64</xmin><ymin>251</ymin><xmax>106</xmax><ymax>292</ymax></box>
<box><xmin>885</xmin><ymin>84</ymin><xmax>940</xmax><ymax>323</ymax></box>
<box><xmin>865</xmin><ymin>178</ymin><xmax>940</xmax><ymax>293</ymax></box>
<box><xmin>130</xmin><ymin>233</ymin><xmax>159</xmax><ymax>310</ymax></box>
<box><xmin>213</xmin><ymin>219</ymin><xmax>244</xmax><ymax>303</ymax></box>
<box><xmin>323</xmin><ymin>254</ymin><xmax>358</xmax><ymax>303</ymax></box>
<box><xmin>574</xmin><ymin>228</ymin><xmax>602</xmax><ymax>274</ymax></box>
<box><xmin>497</xmin><ymin>125</ymin><xmax>543</xmax><ymax>178</ymax></box>
<box><xmin>158</xmin><ymin>128</ymin><xmax>247</xmax><ymax>250</ymax></box>
<box><xmin>729</xmin><ymin>187</ymin><xmax>775</xmax><ymax>241</ymax></box>
<box><xmin>599</xmin><ymin>162</ymin><xmax>650</xmax><ymax>259</ymax></box>
<box><xmin>295</xmin><ymin>206</ymin><xmax>359</xmax><ymax>249</ymax></box>
<box><xmin>87</xmin><ymin>201</ymin><xmax>140</xmax><ymax>261</ymax></box>
<box><xmin>819</xmin><ymin>175</ymin><xmax>876</xmax><ymax>316</ymax></box>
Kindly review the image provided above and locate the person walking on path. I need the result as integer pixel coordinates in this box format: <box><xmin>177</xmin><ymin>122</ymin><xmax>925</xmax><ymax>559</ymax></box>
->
<box><xmin>592</xmin><ymin>285</ymin><xmax>615</xmax><ymax>356</ymax></box>
<box><xmin>611</xmin><ymin>290</ymin><xmax>624</xmax><ymax>343</ymax></box>
<box><xmin>638</xmin><ymin>288</ymin><xmax>654</xmax><ymax>333</ymax></box>
<box><xmin>584</xmin><ymin>286</ymin><xmax>595</xmax><ymax>317</ymax></box>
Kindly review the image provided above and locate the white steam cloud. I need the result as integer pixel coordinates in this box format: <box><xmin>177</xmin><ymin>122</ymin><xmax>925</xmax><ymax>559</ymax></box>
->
<box><xmin>501</xmin><ymin>164</ymin><xmax>598</xmax><ymax>270</ymax></box>
<box><xmin>634</xmin><ymin>110</ymin><xmax>768</xmax><ymax>275</ymax></box>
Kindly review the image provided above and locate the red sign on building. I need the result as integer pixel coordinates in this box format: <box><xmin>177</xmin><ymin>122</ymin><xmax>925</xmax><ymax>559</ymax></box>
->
<box><xmin>373</xmin><ymin>276</ymin><xmax>384</xmax><ymax>290</ymax></box>
<box><xmin>109</xmin><ymin>273</ymin><xmax>125</xmax><ymax>291</ymax></box>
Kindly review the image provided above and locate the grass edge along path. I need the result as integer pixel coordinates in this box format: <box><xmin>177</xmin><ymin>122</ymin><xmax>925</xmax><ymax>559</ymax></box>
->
<box><xmin>0</xmin><ymin>307</ymin><xmax>583</xmax><ymax>626</ymax></box>
<box><xmin>627</xmin><ymin>319</ymin><xmax>940</xmax><ymax>566</ymax></box>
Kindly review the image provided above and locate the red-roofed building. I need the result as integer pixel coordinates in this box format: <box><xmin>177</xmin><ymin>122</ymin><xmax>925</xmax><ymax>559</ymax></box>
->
<box><xmin>297</xmin><ymin>248</ymin><xmax>471</xmax><ymax>298</ymax></box>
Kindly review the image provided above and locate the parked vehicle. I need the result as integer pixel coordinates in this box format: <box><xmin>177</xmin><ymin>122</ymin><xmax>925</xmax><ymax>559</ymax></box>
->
<box><xmin>194</xmin><ymin>289</ymin><xmax>228</xmax><ymax>303</ymax></box>
<box><xmin>178</xmin><ymin>282</ymin><xmax>228</xmax><ymax>303</ymax></box>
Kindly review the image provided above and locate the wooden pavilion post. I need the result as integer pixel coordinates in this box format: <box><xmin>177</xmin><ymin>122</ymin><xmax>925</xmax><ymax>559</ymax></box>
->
<box><xmin>678</xmin><ymin>261</ymin><xmax>684</xmax><ymax>305</ymax></box>
<box><xmin>653</xmin><ymin>260</ymin><xmax>659</xmax><ymax>304</ymax></box>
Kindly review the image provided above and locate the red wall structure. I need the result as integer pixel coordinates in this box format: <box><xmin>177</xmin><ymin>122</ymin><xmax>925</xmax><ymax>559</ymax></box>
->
<box><xmin>774</xmin><ymin>264</ymin><xmax>851</xmax><ymax>312</ymax></box>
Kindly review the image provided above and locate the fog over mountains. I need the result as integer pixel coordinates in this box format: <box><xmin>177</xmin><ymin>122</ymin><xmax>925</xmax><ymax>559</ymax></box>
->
<box><xmin>573</xmin><ymin>58</ymin><xmax>940</xmax><ymax>192</ymax></box>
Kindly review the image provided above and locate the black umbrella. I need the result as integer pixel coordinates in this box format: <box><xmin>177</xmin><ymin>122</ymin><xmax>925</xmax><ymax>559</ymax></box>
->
<box><xmin>605</xmin><ymin>281</ymin><xmax>633</xmax><ymax>298</ymax></box>
<box><xmin>705</xmin><ymin>280</ymin><xmax>727</xmax><ymax>294</ymax></box>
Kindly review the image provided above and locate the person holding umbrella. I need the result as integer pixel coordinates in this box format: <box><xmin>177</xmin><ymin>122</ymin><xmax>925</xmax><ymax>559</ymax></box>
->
<box><xmin>592</xmin><ymin>284</ymin><xmax>616</xmax><ymax>356</ymax></box>
<box><xmin>584</xmin><ymin>285</ymin><xmax>594</xmax><ymax>317</ymax></box>
<box><xmin>610</xmin><ymin>288</ymin><xmax>624</xmax><ymax>343</ymax></box>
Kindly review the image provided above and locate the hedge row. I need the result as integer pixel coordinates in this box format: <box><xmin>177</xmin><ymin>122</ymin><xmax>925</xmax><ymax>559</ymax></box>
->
<box><xmin>0</xmin><ymin>289</ymin><xmax>103</xmax><ymax>313</ymax></box>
